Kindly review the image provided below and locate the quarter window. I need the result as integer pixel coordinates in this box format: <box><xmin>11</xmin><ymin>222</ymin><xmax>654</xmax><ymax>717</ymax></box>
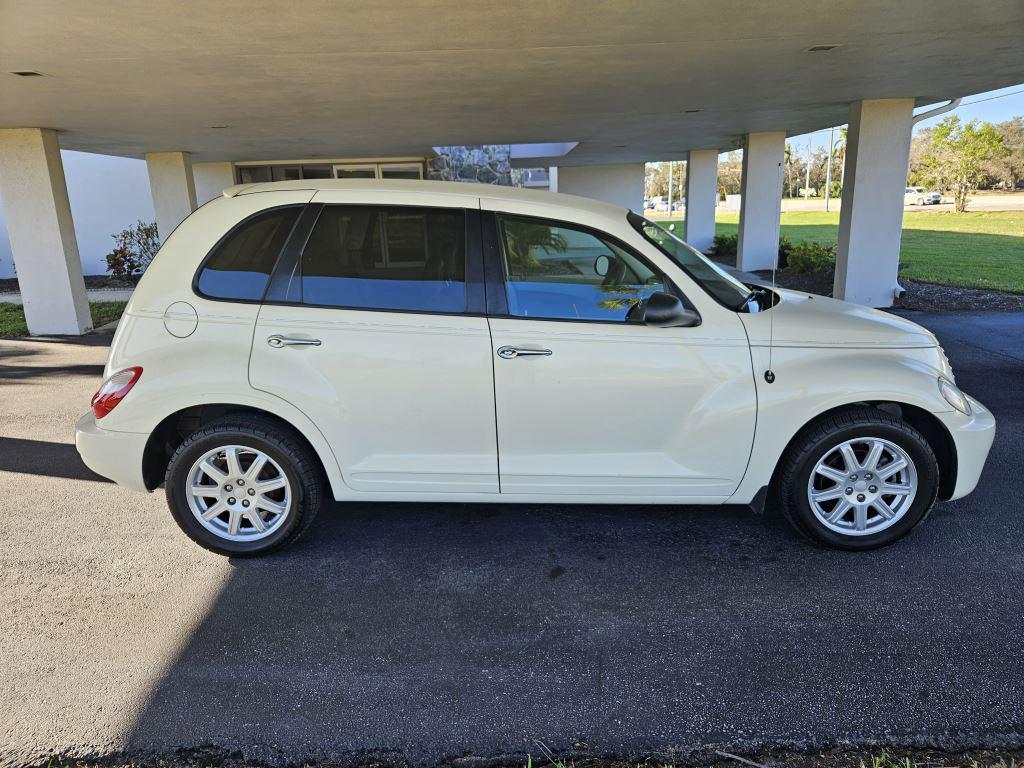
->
<box><xmin>498</xmin><ymin>215</ymin><xmax>666</xmax><ymax>322</ymax></box>
<box><xmin>196</xmin><ymin>207</ymin><xmax>301</xmax><ymax>301</ymax></box>
<box><xmin>300</xmin><ymin>206</ymin><xmax>466</xmax><ymax>312</ymax></box>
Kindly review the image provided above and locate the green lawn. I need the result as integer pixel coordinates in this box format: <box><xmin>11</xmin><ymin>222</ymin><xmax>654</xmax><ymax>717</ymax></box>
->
<box><xmin>0</xmin><ymin>300</ymin><xmax>128</xmax><ymax>336</ymax></box>
<box><xmin>660</xmin><ymin>210</ymin><xmax>1024</xmax><ymax>293</ymax></box>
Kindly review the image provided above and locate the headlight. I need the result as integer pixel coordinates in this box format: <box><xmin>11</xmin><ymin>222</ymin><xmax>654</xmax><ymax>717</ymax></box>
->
<box><xmin>938</xmin><ymin>376</ymin><xmax>971</xmax><ymax>415</ymax></box>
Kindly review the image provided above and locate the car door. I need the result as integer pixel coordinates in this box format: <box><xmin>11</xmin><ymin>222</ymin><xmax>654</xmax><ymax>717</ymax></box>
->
<box><xmin>483</xmin><ymin>206</ymin><xmax>756</xmax><ymax>500</ymax></box>
<box><xmin>248</xmin><ymin>194</ymin><xmax>498</xmax><ymax>495</ymax></box>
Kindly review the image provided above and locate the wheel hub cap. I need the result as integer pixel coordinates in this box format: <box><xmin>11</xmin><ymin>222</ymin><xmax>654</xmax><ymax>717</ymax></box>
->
<box><xmin>185</xmin><ymin>445</ymin><xmax>292</xmax><ymax>542</ymax></box>
<box><xmin>807</xmin><ymin>436</ymin><xmax>918</xmax><ymax>536</ymax></box>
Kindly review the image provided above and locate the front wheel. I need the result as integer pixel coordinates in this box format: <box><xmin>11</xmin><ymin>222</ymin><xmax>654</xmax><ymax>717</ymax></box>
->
<box><xmin>778</xmin><ymin>408</ymin><xmax>939</xmax><ymax>550</ymax></box>
<box><xmin>165</xmin><ymin>415</ymin><xmax>323</xmax><ymax>556</ymax></box>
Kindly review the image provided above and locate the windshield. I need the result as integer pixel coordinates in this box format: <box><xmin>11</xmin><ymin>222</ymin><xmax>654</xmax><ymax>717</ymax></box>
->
<box><xmin>628</xmin><ymin>212</ymin><xmax>753</xmax><ymax>310</ymax></box>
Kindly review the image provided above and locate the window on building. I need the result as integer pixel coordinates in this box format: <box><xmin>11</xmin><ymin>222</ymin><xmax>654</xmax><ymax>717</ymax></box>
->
<box><xmin>498</xmin><ymin>215</ymin><xmax>666</xmax><ymax>322</ymax></box>
<box><xmin>196</xmin><ymin>207</ymin><xmax>301</xmax><ymax>300</ymax></box>
<box><xmin>300</xmin><ymin>206</ymin><xmax>466</xmax><ymax>313</ymax></box>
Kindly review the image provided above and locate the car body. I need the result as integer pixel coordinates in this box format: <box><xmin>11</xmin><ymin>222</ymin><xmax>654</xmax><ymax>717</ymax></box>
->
<box><xmin>76</xmin><ymin>179</ymin><xmax>995</xmax><ymax>555</ymax></box>
<box><xmin>905</xmin><ymin>187</ymin><xmax>942</xmax><ymax>205</ymax></box>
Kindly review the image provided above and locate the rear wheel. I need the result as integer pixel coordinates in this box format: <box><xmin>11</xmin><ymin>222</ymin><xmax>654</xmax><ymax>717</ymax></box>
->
<box><xmin>778</xmin><ymin>408</ymin><xmax>939</xmax><ymax>550</ymax></box>
<box><xmin>165</xmin><ymin>415</ymin><xmax>323</xmax><ymax>556</ymax></box>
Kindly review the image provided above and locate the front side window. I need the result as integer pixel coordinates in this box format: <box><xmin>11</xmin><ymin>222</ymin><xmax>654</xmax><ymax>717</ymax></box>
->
<box><xmin>498</xmin><ymin>215</ymin><xmax>666</xmax><ymax>322</ymax></box>
<box><xmin>196</xmin><ymin>206</ymin><xmax>301</xmax><ymax>300</ymax></box>
<box><xmin>628</xmin><ymin>212</ymin><xmax>751</xmax><ymax>310</ymax></box>
<box><xmin>300</xmin><ymin>206</ymin><xmax>466</xmax><ymax>312</ymax></box>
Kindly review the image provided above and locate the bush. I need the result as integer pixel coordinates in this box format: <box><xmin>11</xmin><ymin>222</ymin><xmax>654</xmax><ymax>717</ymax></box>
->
<box><xmin>786</xmin><ymin>240</ymin><xmax>836</xmax><ymax>274</ymax></box>
<box><xmin>710</xmin><ymin>232</ymin><xmax>738</xmax><ymax>259</ymax></box>
<box><xmin>777</xmin><ymin>235</ymin><xmax>793</xmax><ymax>270</ymax></box>
<box><xmin>105</xmin><ymin>220</ymin><xmax>160</xmax><ymax>279</ymax></box>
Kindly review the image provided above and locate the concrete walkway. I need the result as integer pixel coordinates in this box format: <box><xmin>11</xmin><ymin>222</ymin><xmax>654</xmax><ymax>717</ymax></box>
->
<box><xmin>0</xmin><ymin>312</ymin><xmax>1021</xmax><ymax>766</ymax></box>
<box><xmin>0</xmin><ymin>287</ymin><xmax>134</xmax><ymax>305</ymax></box>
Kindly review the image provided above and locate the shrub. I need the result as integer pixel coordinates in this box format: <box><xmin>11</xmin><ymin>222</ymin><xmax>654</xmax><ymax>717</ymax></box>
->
<box><xmin>710</xmin><ymin>232</ymin><xmax>738</xmax><ymax>259</ymax></box>
<box><xmin>105</xmin><ymin>220</ymin><xmax>160</xmax><ymax>279</ymax></box>
<box><xmin>786</xmin><ymin>240</ymin><xmax>836</xmax><ymax>274</ymax></box>
<box><xmin>777</xmin><ymin>235</ymin><xmax>793</xmax><ymax>271</ymax></box>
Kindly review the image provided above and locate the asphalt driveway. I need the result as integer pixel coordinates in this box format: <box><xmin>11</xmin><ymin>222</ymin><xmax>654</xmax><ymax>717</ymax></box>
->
<box><xmin>0</xmin><ymin>312</ymin><xmax>1022</xmax><ymax>767</ymax></box>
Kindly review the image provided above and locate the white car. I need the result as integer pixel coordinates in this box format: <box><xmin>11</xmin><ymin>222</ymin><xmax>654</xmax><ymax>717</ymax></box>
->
<box><xmin>76</xmin><ymin>180</ymin><xmax>995</xmax><ymax>556</ymax></box>
<box><xmin>905</xmin><ymin>187</ymin><xmax>942</xmax><ymax>205</ymax></box>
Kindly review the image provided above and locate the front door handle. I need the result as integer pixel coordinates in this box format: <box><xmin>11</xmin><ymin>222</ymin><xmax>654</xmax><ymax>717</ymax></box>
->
<box><xmin>267</xmin><ymin>334</ymin><xmax>322</xmax><ymax>348</ymax></box>
<box><xmin>497</xmin><ymin>346</ymin><xmax>552</xmax><ymax>360</ymax></box>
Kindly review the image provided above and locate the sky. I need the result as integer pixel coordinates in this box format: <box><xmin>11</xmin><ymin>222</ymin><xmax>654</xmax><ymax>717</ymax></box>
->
<box><xmin>1</xmin><ymin>84</ymin><xmax>1023</xmax><ymax>280</ymax></box>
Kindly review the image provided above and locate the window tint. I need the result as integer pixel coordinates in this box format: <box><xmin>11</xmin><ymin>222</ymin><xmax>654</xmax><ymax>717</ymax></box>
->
<box><xmin>300</xmin><ymin>206</ymin><xmax>466</xmax><ymax>312</ymax></box>
<box><xmin>197</xmin><ymin>207</ymin><xmax>300</xmax><ymax>300</ymax></box>
<box><xmin>498</xmin><ymin>215</ymin><xmax>666</xmax><ymax>321</ymax></box>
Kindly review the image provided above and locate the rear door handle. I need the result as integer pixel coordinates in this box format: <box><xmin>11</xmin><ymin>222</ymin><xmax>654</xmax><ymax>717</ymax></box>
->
<box><xmin>497</xmin><ymin>346</ymin><xmax>552</xmax><ymax>359</ymax></box>
<box><xmin>267</xmin><ymin>334</ymin><xmax>322</xmax><ymax>348</ymax></box>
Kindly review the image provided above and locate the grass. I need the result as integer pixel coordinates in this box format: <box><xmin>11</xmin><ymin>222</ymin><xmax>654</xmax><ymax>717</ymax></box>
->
<box><xmin>0</xmin><ymin>300</ymin><xmax>127</xmax><ymax>336</ymax></box>
<box><xmin>659</xmin><ymin>210</ymin><xmax>1024</xmax><ymax>293</ymax></box>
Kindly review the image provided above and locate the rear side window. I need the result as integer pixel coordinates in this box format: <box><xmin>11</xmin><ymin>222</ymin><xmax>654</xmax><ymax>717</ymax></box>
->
<box><xmin>300</xmin><ymin>206</ymin><xmax>466</xmax><ymax>313</ymax></box>
<box><xmin>197</xmin><ymin>207</ymin><xmax>300</xmax><ymax>300</ymax></box>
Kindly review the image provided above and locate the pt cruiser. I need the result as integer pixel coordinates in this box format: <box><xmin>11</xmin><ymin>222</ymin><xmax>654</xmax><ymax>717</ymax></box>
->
<box><xmin>76</xmin><ymin>180</ymin><xmax>995</xmax><ymax>555</ymax></box>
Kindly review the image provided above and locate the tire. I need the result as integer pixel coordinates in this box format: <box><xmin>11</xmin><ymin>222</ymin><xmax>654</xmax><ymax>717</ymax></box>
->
<box><xmin>778</xmin><ymin>407</ymin><xmax>939</xmax><ymax>550</ymax></box>
<box><xmin>917</xmin><ymin>197</ymin><xmax>925</xmax><ymax>206</ymax></box>
<box><xmin>165</xmin><ymin>415</ymin><xmax>323</xmax><ymax>556</ymax></box>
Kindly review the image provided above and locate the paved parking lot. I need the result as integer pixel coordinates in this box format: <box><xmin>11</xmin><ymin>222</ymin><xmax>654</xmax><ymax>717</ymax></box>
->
<box><xmin>1</xmin><ymin>311</ymin><xmax>1022</xmax><ymax>767</ymax></box>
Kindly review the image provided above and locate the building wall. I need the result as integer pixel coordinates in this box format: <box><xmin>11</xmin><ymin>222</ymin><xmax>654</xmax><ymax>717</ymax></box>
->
<box><xmin>0</xmin><ymin>151</ymin><xmax>154</xmax><ymax>279</ymax></box>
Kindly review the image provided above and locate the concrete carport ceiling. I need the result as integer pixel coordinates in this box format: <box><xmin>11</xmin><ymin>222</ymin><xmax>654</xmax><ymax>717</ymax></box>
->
<box><xmin>1</xmin><ymin>0</ymin><xmax>1023</xmax><ymax>165</ymax></box>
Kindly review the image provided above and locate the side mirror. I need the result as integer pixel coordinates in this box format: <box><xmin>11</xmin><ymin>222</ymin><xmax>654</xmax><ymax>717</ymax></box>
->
<box><xmin>641</xmin><ymin>291</ymin><xmax>701</xmax><ymax>328</ymax></box>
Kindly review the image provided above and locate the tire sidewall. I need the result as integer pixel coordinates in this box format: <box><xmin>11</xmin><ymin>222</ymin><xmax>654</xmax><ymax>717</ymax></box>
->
<box><xmin>788</xmin><ymin>421</ymin><xmax>938</xmax><ymax>550</ymax></box>
<box><xmin>166</xmin><ymin>429</ymin><xmax>307</xmax><ymax>556</ymax></box>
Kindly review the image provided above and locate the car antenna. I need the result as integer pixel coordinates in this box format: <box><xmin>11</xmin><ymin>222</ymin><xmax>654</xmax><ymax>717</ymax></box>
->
<box><xmin>763</xmin><ymin>201</ymin><xmax>778</xmax><ymax>385</ymax></box>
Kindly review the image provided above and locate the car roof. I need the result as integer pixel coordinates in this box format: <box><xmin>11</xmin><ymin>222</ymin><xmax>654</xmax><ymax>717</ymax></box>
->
<box><xmin>223</xmin><ymin>178</ymin><xmax>629</xmax><ymax>218</ymax></box>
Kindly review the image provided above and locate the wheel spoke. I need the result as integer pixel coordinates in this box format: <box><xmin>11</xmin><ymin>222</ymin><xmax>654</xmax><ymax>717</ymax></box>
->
<box><xmin>191</xmin><ymin>484</ymin><xmax>219</xmax><ymax>497</ymax></box>
<box><xmin>882</xmin><ymin>482</ymin><xmax>913</xmax><ymax>496</ymax></box>
<box><xmin>815</xmin><ymin>464</ymin><xmax>847</xmax><ymax>484</ymax></box>
<box><xmin>201</xmin><ymin>500</ymin><xmax>227</xmax><ymax>521</ymax></box>
<box><xmin>873</xmin><ymin>499</ymin><xmax>897</xmax><ymax>520</ymax></box>
<box><xmin>826</xmin><ymin>499</ymin><xmax>852</xmax><ymax>523</ymax></box>
<box><xmin>224</xmin><ymin>447</ymin><xmax>243</xmax><ymax>479</ymax></box>
<box><xmin>840</xmin><ymin>443</ymin><xmax>860</xmax><ymax>473</ymax></box>
<box><xmin>812</xmin><ymin>487</ymin><xmax>845</xmax><ymax>502</ymax></box>
<box><xmin>199</xmin><ymin>459</ymin><xmax>227</xmax><ymax>483</ymax></box>
<box><xmin>245</xmin><ymin>509</ymin><xmax>266</xmax><ymax>532</ymax></box>
<box><xmin>853</xmin><ymin>504</ymin><xmax>868</xmax><ymax>531</ymax></box>
<box><xmin>256</xmin><ymin>476</ymin><xmax>287</xmax><ymax>494</ymax></box>
<box><xmin>257</xmin><ymin>496</ymin><xmax>287</xmax><ymax>516</ymax></box>
<box><xmin>245</xmin><ymin>454</ymin><xmax>268</xmax><ymax>482</ymax></box>
<box><xmin>878</xmin><ymin>457</ymin><xmax>908</xmax><ymax>479</ymax></box>
<box><xmin>863</xmin><ymin>441</ymin><xmax>884</xmax><ymax>472</ymax></box>
<box><xmin>227</xmin><ymin>509</ymin><xmax>242</xmax><ymax>536</ymax></box>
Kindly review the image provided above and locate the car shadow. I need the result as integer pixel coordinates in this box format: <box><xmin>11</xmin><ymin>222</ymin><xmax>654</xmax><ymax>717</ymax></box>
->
<box><xmin>0</xmin><ymin>436</ymin><xmax>112</xmax><ymax>482</ymax></box>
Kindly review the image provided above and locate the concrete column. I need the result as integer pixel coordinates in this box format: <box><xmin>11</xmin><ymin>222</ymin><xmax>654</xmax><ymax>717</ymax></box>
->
<box><xmin>684</xmin><ymin>149</ymin><xmax>719</xmax><ymax>252</ymax></box>
<box><xmin>145</xmin><ymin>151</ymin><xmax>197</xmax><ymax>241</ymax></box>
<box><xmin>834</xmin><ymin>98</ymin><xmax>915</xmax><ymax>307</ymax></box>
<box><xmin>0</xmin><ymin>128</ymin><xmax>91</xmax><ymax>335</ymax></box>
<box><xmin>555</xmin><ymin>163</ymin><xmax>645</xmax><ymax>210</ymax></box>
<box><xmin>193</xmin><ymin>161</ymin><xmax>236</xmax><ymax>205</ymax></box>
<box><xmin>736</xmin><ymin>131</ymin><xmax>785</xmax><ymax>271</ymax></box>
<box><xmin>548</xmin><ymin>166</ymin><xmax>558</xmax><ymax>193</ymax></box>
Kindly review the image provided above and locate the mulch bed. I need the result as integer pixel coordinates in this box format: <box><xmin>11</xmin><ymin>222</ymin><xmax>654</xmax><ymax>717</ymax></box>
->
<box><xmin>0</xmin><ymin>275</ymin><xmax>138</xmax><ymax>294</ymax></box>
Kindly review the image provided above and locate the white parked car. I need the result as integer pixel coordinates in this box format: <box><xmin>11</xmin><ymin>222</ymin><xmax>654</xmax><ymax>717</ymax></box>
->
<box><xmin>76</xmin><ymin>180</ymin><xmax>995</xmax><ymax>556</ymax></box>
<box><xmin>905</xmin><ymin>187</ymin><xmax>942</xmax><ymax>205</ymax></box>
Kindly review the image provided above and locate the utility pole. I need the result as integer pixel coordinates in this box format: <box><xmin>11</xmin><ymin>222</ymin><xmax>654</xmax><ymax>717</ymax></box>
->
<box><xmin>667</xmin><ymin>161</ymin><xmax>674</xmax><ymax>215</ymax></box>
<box><xmin>805</xmin><ymin>136</ymin><xmax>812</xmax><ymax>199</ymax></box>
<box><xmin>825</xmin><ymin>126</ymin><xmax>835</xmax><ymax>212</ymax></box>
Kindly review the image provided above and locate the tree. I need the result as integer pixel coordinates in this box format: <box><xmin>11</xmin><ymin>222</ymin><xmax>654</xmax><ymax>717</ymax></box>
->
<box><xmin>918</xmin><ymin>116</ymin><xmax>1007</xmax><ymax>212</ymax></box>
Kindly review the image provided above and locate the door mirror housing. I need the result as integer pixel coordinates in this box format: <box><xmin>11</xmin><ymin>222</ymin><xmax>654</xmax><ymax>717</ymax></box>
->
<box><xmin>641</xmin><ymin>291</ymin><xmax>701</xmax><ymax>328</ymax></box>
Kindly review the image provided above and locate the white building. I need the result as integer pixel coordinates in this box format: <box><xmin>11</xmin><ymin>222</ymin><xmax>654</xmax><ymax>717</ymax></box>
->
<box><xmin>1</xmin><ymin>0</ymin><xmax>1023</xmax><ymax>334</ymax></box>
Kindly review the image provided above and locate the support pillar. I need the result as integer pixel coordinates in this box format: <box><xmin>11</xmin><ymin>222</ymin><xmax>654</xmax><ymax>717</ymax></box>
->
<box><xmin>555</xmin><ymin>163</ymin><xmax>645</xmax><ymax>211</ymax></box>
<box><xmin>192</xmin><ymin>161</ymin><xmax>236</xmax><ymax>205</ymax></box>
<box><xmin>145</xmin><ymin>151</ymin><xmax>197</xmax><ymax>241</ymax></box>
<box><xmin>0</xmin><ymin>128</ymin><xmax>91</xmax><ymax>335</ymax></box>
<box><xmin>736</xmin><ymin>131</ymin><xmax>785</xmax><ymax>272</ymax></box>
<box><xmin>834</xmin><ymin>98</ymin><xmax>915</xmax><ymax>307</ymax></box>
<box><xmin>684</xmin><ymin>149</ymin><xmax>718</xmax><ymax>252</ymax></box>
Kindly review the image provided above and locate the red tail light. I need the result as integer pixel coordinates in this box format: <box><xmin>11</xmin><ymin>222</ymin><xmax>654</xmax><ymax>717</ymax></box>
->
<box><xmin>91</xmin><ymin>366</ymin><xmax>143</xmax><ymax>419</ymax></box>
